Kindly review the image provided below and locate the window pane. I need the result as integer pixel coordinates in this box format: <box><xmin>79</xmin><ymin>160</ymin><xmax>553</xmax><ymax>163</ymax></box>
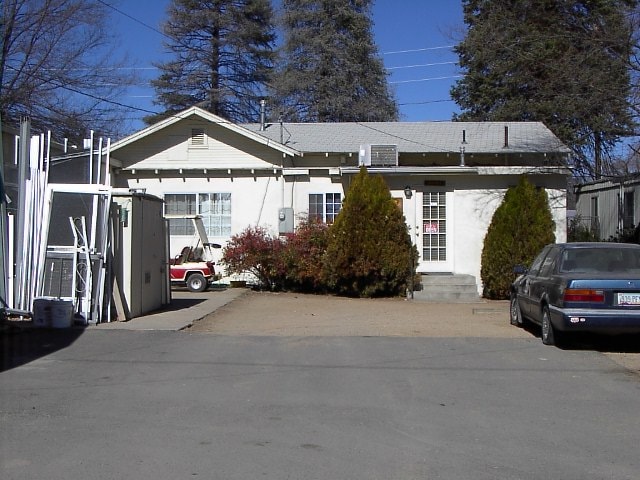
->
<box><xmin>309</xmin><ymin>194</ymin><xmax>323</xmax><ymax>221</ymax></box>
<box><xmin>165</xmin><ymin>194</ymin><xmax>196</xmax><ymax>235</ymax></box>
<box><xmin>198</xmin><ymin>193</ymin><xmax>231</xmax><ymax>237</ymax></box>
<box><xmin>326</xmin><ymin>193</ymin><xmax>341</xmax><ymax>223</ymax></box>
<box><xmin>165</xmin><ymin>194</ymin><xmax>196</xmax><ymax>215</ymax></box>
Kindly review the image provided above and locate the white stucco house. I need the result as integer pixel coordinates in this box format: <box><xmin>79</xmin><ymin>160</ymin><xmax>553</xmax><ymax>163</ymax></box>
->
<box><xmin>108</xmin><ymin>106</ymin><xmax>570</xmax><ymax>295</ymax></box>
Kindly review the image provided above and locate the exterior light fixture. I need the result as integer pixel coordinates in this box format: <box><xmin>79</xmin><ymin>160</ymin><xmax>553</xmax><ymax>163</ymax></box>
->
<box><xmin>404</xmin><ymin>186</ymin><xmax>413</xmax><ymax>199</ymax></box>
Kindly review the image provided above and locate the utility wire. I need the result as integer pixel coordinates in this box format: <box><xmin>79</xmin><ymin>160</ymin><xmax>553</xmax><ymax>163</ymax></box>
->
<box><xmin>9</xmin><ymin>3</ymin><xmax>462</xmax><ymax>134</ymax></box>
<box><xmin>399</xmin><ymin>99</ymin><xmax>455</xmax><ymax>106</ymax></box>
<box><xmin>95</xmin><ymin>0</ymin><xmax>167</xmax><ymax>39</ymax></box>
<box><xmin>90</xmin><ymin>3</ymin><xmax>463</xmax><ymax>111</ymax></box>
<box><xmin>390</xmin><ymin>75</ymin><xmax>462</xmax><ymax>85</ymax></box>
<box><xmin>387</xmin><ymin>61</ymin><xmax>457</xmax><ymax>70</ymax></box>
<box><xmin>354</xmin><ymin>121</ymin><xmax>457</xmax><ymax>153</ymax></box>
<box><xmin>383</xmin><ymin>45</ymin><xmax>455</xmax><ymax>55</ymax></box>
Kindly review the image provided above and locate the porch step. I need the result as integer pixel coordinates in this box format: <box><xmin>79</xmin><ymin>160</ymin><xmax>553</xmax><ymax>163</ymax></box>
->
<box><xmin>413</xmin><ymin>274</ymin><xmax>480</xmax><ymax>303</ymax></box>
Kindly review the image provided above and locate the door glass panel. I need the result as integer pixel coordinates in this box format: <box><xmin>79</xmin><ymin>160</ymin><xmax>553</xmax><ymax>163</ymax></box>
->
<box><xmin>423</xmin><ymin>192</ymin><xmax>446</xmax><ymax>261</ymax></box>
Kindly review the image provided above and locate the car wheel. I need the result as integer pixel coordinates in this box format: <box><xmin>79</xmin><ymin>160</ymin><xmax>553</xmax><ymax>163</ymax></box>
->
<box><xmin>510</xmin><ymin>294</ymin><xmax>523</xmax><ymax>327</ymax></box>
<box><xmin>186</xmin><ymin>273</ymin><xmax>208</xmax><ymax>293</ymax></box>
<box><xmin>541</xmin><ymin>307</ymin><xmax>560</xmax><ymax>346</ymax></box>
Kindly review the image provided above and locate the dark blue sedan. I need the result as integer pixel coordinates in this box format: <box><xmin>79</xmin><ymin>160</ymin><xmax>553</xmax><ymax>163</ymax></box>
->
<box><xmin>510</xmin><ymin>242</ymin><xmax>640</xmax><ymax>346</ymax></box>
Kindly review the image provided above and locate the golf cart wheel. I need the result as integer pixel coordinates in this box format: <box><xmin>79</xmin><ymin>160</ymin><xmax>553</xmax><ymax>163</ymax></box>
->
<box><xmin>186</xmin><ymin>273</ymin><xmax>208</xmax><ymax>292</ymax></box>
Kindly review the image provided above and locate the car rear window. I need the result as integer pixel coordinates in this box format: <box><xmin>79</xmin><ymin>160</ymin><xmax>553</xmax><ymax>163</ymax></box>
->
<box><xmin>559</xmin><ymin>247</ymin><xmax>640</xmax><ymax>273</ymax></box>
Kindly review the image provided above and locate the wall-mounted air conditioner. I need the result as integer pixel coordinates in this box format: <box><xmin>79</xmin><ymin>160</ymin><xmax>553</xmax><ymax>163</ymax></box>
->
<box><xmin>358</xmin><ymin>144</ymin><xmax>398</xmax><ymax>167</ymax></box>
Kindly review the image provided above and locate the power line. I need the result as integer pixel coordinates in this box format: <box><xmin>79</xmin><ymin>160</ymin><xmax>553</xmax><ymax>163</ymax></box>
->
<box><xmin>387</xmin><ymin>61</ymin><xmax>457</xmax><ymax>71</ymax></box>
<box><xmin>5</xmin><ymin>64</ymin><xmax>154</xmax><ymax>113</ymax></box>
<box><xmin>3</xmin><ymin>63</ymin><xmax>238</xmax><ymax>130</ymax></box>
<box><xmin>390</xmin><ymin>75</ymin><xmax>462</xmax><ymax>85</ymax></box>
<box><xmin>95</xmin><ymin>0</ymin><xmax>167</xmax><ymax>39</ymax></box>
<box><xmin>354</xmin><ymin>121</ymin><xmax>456</xmax><ymax>153</ymax></box>
<box><xmin>399</xmin><ymin>99</ymin><xmax>456</xmax><ymax>106</ymax></box>
<box><xmin>383</xmin><ymin>45</ymin><xmax>455</xmax><ymax>55</ymax></box>
<box><xmin>7</xmin><ymin>4</ymin><xmax>462</xmax><ymax>132</ymax></box>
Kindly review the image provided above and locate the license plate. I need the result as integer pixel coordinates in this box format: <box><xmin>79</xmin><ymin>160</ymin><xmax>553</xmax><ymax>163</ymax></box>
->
<box><xmin>617</xmin><ymin>293</ymin><xmax>640</xmax><ymax>305</ymax></box>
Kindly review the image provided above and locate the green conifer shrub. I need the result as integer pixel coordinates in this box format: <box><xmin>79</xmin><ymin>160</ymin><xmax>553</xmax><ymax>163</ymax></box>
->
<box><xmin>323</xmin><ymin>167</ymin><xmax>417</xmax><ymax>297</ymax></box>
<box><xmin>481</xmin><ymin>176</ymin><xmax>556</xmax><ymax>299</ymax></box>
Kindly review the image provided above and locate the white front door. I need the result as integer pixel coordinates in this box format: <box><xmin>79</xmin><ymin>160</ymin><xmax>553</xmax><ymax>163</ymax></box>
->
<box><xmin>418</xmin><ymin>190</ymin><xmax>453</xmax><ymax>273</ymax></box>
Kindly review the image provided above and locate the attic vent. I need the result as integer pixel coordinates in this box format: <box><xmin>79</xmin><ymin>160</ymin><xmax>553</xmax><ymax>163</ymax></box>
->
<box><xmin>191</xmin><ymin>128</ymin><xmax>205</xmax><ymax>146</ymax></box>
<box><xmin>358</xmin><ymin>144</ymin><xmax>398</xmax><ymax>167</ymax></box>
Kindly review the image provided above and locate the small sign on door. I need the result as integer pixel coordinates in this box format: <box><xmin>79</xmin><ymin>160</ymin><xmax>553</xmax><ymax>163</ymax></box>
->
<box><xmin>424</xmin><ymin>222</ymin><xmax>439</xmax><ymax>234</ymax></box>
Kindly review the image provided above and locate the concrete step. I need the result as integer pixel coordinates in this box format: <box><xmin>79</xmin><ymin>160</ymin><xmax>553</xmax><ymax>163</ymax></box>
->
<box><xmin>413</xmin><ymin>274</ymin><xmax>480</xmax><ymax>303</ymax></box>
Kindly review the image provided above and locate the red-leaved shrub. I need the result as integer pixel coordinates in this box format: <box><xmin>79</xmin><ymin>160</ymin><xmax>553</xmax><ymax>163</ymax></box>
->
<box><xmin>221</xmin><ymin>226</ymin><xmax>285</xmax><ymax>290</ymax></box>
<box><xmin>280</xmin><ymin>218</ymin><xmax>329</xmax><ymax>292</ymax></box>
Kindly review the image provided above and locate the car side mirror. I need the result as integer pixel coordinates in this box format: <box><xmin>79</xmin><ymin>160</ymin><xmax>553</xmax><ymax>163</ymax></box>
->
<box><xmin>513</xmin><ymin>265</ymin><xmax>528</xmax><ymax>275</ymax></box>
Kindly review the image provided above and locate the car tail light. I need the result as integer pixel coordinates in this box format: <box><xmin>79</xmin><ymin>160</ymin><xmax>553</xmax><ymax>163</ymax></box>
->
<box><xmin>563</xmin><ymin>289</ymin><xmax>605</xmax><ymax>303</ymax></box>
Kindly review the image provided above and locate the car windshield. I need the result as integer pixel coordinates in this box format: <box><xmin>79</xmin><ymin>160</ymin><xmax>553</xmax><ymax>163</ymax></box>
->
<box><xmin>559</xmin><ymin>247</ymin><xmax>640</xmax><ymax>273</ymax></box>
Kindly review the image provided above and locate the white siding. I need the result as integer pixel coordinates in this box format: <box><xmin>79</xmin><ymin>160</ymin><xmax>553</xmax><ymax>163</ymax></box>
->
<box><xmin>114</xmin><ymin>122</ymin><xmax>286</xmax><ymax>171</ymax></box>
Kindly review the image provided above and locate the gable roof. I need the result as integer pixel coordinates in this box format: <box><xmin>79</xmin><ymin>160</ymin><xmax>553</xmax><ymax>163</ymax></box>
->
<box><xmin>109</xmin><ymin>106</ymin><xmax>569</xmax><ymax>159</ymax></box>
<box><xmin>242</xmin><ymin>121</ymin><xmax>569</xmax><ymax>155</ymax></box>
<box><xmin>110</xmin><ymin>106</ymin><xmax>300</xmax><ymax>157</ymax></box>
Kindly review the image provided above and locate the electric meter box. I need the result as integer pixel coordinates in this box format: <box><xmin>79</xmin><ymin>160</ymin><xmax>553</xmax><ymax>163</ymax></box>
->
<box><xmin>279</xmin><ymin>208</ymin><xmax>294</xmax><ymax>234</ymax></box>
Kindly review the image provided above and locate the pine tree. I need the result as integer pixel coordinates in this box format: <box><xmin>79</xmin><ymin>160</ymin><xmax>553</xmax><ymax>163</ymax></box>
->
<box><xmin>270</xmin><ymin>0</ymin><xmax>398</xmax><ymax>122</ymax></box>
<box><xmin>451</xmin><ymin>0</ymin><xmax>636</xmax><ymax>178</ymax></box>
<box><xmin>480</xmin><ymin>176</ymin><xmax>556</xmax><ymax>299</ymax></box>
<box><xmin>323</xmin><ymin>167</ymin><xmax>416</xmax><ymax>297</ymax></box>
<box><xmin>147</xmin><ymin>0</ymin><xmax>276</xmax><ymax>124</ymax></box>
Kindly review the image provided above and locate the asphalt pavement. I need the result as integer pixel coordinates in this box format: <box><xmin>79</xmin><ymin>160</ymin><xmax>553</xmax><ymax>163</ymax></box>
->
<box><xmin>2</xmin><ymin>288</ymin><xmax>640</xmax><ymax>480</ymax></box>
<box><xmin>2</xmin><ymin>327</ymin><xmax>639</xmax><ymax>480</ymax></box>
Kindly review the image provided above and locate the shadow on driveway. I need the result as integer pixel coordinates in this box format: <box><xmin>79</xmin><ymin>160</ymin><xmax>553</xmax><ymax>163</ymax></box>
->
<box><xmin>1</xmin><ymin>325</ymin><xmax>86</xmax><ymax>372</ymax></box>
<box><xmin>145</xmin><ymin>296</ymin><xmax>207</xmax><ymax>314</ymax></box>
<box><xmin>521</xmin><ymin>321</ymin><xmax>640</xmax><ymax>353</ymax></box>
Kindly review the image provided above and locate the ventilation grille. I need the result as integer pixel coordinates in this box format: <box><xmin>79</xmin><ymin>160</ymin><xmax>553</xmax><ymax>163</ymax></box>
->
<box><xmin>191</xmin><ymin>128</ymin><xmax>205</xmax><ymax>146</ymax></box>
<box><xmin>358</xmin><ymin>144</ymin><xmax>398</xmax><ymax>167</ymax></box>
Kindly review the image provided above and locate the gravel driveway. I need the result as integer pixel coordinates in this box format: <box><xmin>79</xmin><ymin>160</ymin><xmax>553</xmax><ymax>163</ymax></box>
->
<box><xmin>190</xmin><ymin>290</ymin><xmax>640</xmax><ymax>375</ymax></box>
<box><xmin>190</xmin><ymin>290</ymin><xmax>515</xmax><ymax>337</ymax></box>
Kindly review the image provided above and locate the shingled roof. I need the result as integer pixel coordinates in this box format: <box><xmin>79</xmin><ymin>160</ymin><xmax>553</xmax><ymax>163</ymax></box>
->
<box><xmin>242</xmin><ymin>121</ymin><xmax>569</xmax><ymax>155</ymax></box>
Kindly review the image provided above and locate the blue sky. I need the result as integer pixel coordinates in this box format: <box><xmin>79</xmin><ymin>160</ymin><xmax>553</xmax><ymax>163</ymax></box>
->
<box><xmin>108</xmin><ymin>1</ymin><xmax>464</xmax><ymax>130</ymax></box>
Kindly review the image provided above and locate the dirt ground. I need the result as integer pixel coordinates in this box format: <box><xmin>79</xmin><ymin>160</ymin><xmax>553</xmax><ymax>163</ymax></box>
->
<box><xmin>191</xmin><ymin>290</ymin><xmax>516</xmax><ymax>337</ymax></box>
<box><xmin>190</xmin><ymin>290</ymin><xmax>640</xmax><ymax>375</ymax></box>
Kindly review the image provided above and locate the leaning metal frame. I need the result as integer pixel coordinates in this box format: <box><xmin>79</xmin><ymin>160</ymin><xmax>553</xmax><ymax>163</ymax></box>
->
<box><xmin>37</xmin><ymin>184</ymin><xmax>112</xmax><ymax>324</ymax></box>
